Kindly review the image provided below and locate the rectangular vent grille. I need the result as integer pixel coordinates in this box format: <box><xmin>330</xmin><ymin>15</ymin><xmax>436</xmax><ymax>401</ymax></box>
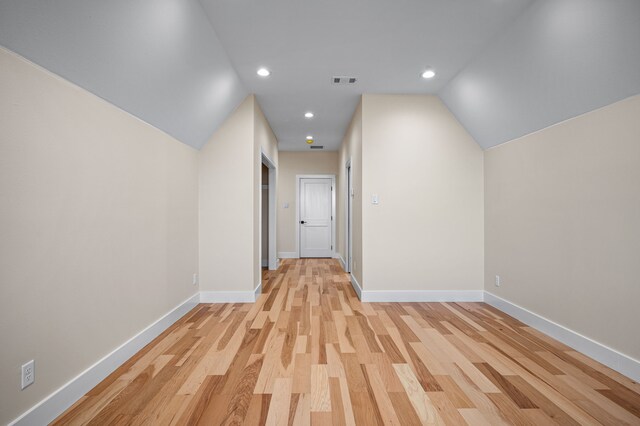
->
<box><xmin>332</xmin><ymin>76</ymin><xmax>357</xmax><ymax>84</ymax></box>
<box><xmin>310</xmin><ymin>145</ymin><xmax>324</xmax><ymax>149</ymax></box>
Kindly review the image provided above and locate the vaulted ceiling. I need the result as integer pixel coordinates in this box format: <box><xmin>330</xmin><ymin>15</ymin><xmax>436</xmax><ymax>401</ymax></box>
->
<box><xmin>441</xmin><ymin>0</ymin><xmax>640</xmax><ymax>149</ymax></box>
<box><xmin>1</xmin><ymin>0</ymin><xmax>639</xmax><ymax>150</ymax></box>
<box><xmin>0</xmin><ymin>0</ymin><xmax>247</xmax><ymax>149</ymax></box>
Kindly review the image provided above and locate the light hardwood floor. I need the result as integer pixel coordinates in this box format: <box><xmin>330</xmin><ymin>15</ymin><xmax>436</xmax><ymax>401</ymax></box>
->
<box><xmin>54</xmin><ymin>259</ymin><xmax>640</xmax><ymax>425</ymax></box>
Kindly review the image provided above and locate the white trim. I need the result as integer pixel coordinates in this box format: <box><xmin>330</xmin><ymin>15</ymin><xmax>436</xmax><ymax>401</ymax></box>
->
<box><xmin>9</xmin><ymin>293</ymin><xmax>199</xmax><ymax>426</ymax></box>
<box><xmin>361</xmin><ymin>290</ymin><xmax>484</xmax><ymax>303</ymax></box>
<box><xmin>344</xmin><ymin>158</ymin><xmax>352</xmax><ymax>273</ymax></box>
<box><xmin>350</xmin><ymin>274</ymin><xmax>363</xmax><ymax>300</ymax></box>
<box><xmin>484</xmin><ymin>292</ymin><xmax>640</xmax><ymax>382</ymax></box>
<box><xmin>335</xmin><ymin>253</ymin><xmax>346</xmax><ymax>271</ymax></box>
<box><xmin>295</xmin><ymin>174</ymin><xmax>336</xmax><ymax>258</ymax></box>
<box><xmin>200</xmin><ymin>290</ymin><xmax>257</xmax><ymax>303</ymax></box>
<box><xmin>254</xmin><ymin>281</ymin><xmax>262</xmax><ymax>299</ymax></box>
<box><xmin>278</xmin><ymin>251</ymin><xmax>298</xmax><ymax>259</ymax></box>
<box><xmin>261</xmin><ymin>150</ymin><xmax>278</xmax><ymax>271</ymax></box>
<box><xmin>268</xmin><ymin>165</ymin><xmax>277</xmax><ymax>271</ymax></box>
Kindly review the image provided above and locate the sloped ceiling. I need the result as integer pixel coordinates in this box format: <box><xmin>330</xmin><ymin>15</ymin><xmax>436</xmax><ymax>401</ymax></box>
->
<box><xmin>200</xmin><ymin>0</ymin><xmax>534</xmax><ymax>151</ymax></box>
<box><xmin>0</xmin><ymin>0</ymin><xmax>247</xmax><ymax>149</ymax></box>
<box><xmin>1</xmin><ymin>0</ymin><xmax>639</xmax><ymax>151</ymax></box>
<box><xmin>440</xmin><ymin>0</ymin><xmax>640</xmax><ymax>149</ymax></box>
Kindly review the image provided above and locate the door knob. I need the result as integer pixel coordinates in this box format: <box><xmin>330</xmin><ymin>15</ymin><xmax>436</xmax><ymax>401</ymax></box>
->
<box><xmin>300</xmin><ymin>220</ymin><xmax>306</xmax><ymax>224</ymax></box>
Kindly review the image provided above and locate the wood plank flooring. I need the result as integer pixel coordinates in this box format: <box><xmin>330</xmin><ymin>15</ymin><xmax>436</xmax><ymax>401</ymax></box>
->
<box><xmin>54</xmin><ymin>259</ymin><xmax>640</xmax><ymax>425</ymax></box>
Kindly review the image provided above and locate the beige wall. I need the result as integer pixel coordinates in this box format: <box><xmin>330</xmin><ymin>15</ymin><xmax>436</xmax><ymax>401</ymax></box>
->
<box><xmin>485</xmin><ymin>94</ymin><xmax>640</xmax><ymax>360</ymax></box>
<box><xmin>0</xmin><ymin>47</ymin><xmax>199</xmax><ymax>425</ymax></box>
<box><xmin>276</xmin><ymin>151</ymin><xmax>338</xmax><ymax>254</ymax></box>
<box><xmin>361</xmin><ymin>94</ymin><xmax>484</xmax><ymax>291</ymax></box>
<box><xmin>337</xmin><ymin>102</ymin><xmax>363</xmax><ymax>285</ymax></box>
<box><xmin>199</xmin><ymin>96</ymin><xmax>255</xmax><ymax>293</ymax></box>
<box><xmin>199</xmin><ymin>95</ymin><xmax>278</xmax><ymax>294</ymax></box>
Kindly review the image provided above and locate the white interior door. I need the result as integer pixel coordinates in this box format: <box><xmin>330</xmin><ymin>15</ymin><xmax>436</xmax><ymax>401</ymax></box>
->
<box><xmin>300</xmin><ymin>178</ymin><xmax>333</xmax><ymax>258</ymax></box>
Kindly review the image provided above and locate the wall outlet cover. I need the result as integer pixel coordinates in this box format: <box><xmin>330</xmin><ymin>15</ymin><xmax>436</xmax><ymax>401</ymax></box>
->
<box><xmin>495</xmin><ymin>275</ymin><xmax>501</xmax><ymax>287</ymax></box>
<box><xmin>21</xmin><ymin>360</ymin><xmax>35</xmax><ymax>390</ymax></box>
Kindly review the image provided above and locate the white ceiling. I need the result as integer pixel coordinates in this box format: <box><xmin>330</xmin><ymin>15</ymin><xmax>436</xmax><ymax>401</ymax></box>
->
<box><xmin>1</xmin><ymin>0</ymin><xmax>639</xmax><ymax>151</ymax></box>
<box><xmin>200</xmin><ymin>0</ymin><xmax>533</xmax><ymax>151</ymax></box>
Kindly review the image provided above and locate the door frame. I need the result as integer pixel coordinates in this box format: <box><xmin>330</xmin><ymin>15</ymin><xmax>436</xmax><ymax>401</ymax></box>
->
<box><xmin>261</xmin><ymin>150</ymin><xmax>278</xmax><ymax>270</ymax></box>
<box><xmin>345</xmin><ymin>158</ymin><xmax>353</xmax><ymax>273</ymax></box>
<box><xmin>295</xmin><ymin>174</ymin><xmax>336</xmax><ymax>258</ymax></box>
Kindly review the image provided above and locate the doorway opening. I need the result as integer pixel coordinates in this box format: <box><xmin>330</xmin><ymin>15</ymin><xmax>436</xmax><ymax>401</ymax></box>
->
<box><xmin>261</xmin><ymin>163</ymin><xmax>269</xmax><ymax>269</ymax></box>
<box><xmin>345</xmin><ymin>159</ymin><xmax>352</xmax><ymax>273</ymax></box>
<box><xmin>261</xmin><ymin>152</ymin><xmax>277</xmax><ymax>271</ymax></box>
<box><xmin>296</xmin><ymin>174</ymin><xmax>336</xmax><ymax>258</ymax></box>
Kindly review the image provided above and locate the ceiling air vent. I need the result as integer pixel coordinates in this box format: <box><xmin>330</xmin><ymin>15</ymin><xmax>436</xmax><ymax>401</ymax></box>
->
<box><xmin>310</xmin><ymin>145</ymin><xmax>324</xmax><ymax>150</ymax></box>
<box><xmin>332</xmin><ymin>76</ymin><xmax>357</xmax><ymax>85</ymax></box>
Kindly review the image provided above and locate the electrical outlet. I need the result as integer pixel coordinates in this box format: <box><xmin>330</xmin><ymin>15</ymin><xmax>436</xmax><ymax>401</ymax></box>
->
<box><xmin>192</xmin><ymin>273</ymin><xmax>198</xmax><ymax>286</ymax></box>
<box><xmin>495</xmin><ymin>275</ymin><xmax>501</xmax><ymax>287</ymax></box>
<box><xmin>21</xmin><ymin>360</ymin><xmax>34</xmax><ymax>390</ymax></box>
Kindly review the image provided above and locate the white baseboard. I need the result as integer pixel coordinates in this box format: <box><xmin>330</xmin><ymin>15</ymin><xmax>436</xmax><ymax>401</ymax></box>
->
<box><xmin>347</xmin><ymin>276</ymin><xmax>482</xmax><ymax>303</ymax></box>
<box><xmin>254</xmin><ymin>281</ymin><xmax>262</xmax><ymax>299</ymax></box>
<box><xmin>10</xmin><ymin>293</ymin><xmax>199</xmax><ymax>426</ymax></box>
<box><xmin>335</xmin><ymin>253</ymin><xmax>346</xmax><ymax>271</ymax></box>
<box><xmin>484</xmin><ymin>292</ymin><xmax>640</xmax><ymax>383</ymax></box>
<box><xmin>200</xmin><ymin>290</ymin><xmax>257</xmax><ymax>303</ymax></box>
<box><xmin>361</xmin><ymin>289</ymin><xmax>484</xmax><ymax>303</ymax></box>
<box><xmin>277</xmin><ymin>251</ymin><xmax>298</xmax><ymax>259</ymax></box>
<box><xmin>350</xmin><ymin>274</ymin><xmax>363</xmax><ymax>300</ymax></box>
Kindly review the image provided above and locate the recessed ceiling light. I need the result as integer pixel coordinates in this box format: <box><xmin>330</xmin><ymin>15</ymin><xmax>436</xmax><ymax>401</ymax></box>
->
<box><xmin>257</xmin><ymin>67</ymin><xmax>270</xmax><ymax>77</ymax></box>
<box><xmin>304</xmin><ymin>112</ymin><xmax>314</xmax><ymax>118</ymax></box>
<box><xmin>306</xmin><ymin>135</ymin><xmax>313</xmax><ymax>140</ymax></box>
<box><xmin>421</xmin><ymin>69</ymin><xmax>436</xmax><ymax>79</ymax></box>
